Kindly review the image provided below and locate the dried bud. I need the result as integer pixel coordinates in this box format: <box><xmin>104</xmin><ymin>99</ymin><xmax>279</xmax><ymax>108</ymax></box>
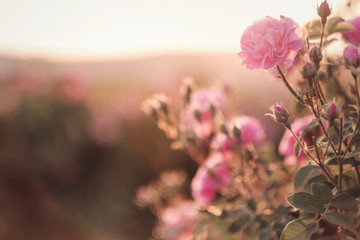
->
<box><xmin>180</xmin><ymin>77</ymin><xmax>196</xmax><ymax>104</ymax></box>
<box><xmin>326</xmin><ymin>103</ymin><xmax>339</xmax><ymax>121</ymax></box>
<box><xmin>317</xmin><ymin>0</ymin><xmax>331</xmax><ymax>24</ymax></box>
<box><xmin>220</xmin><ymin>124</ymin><xmax>229</xmax><ymax>135</ymax></box>
<box><xmin>232</xmin><ymin>126</ymin><xmax>242</xmax><ymax>142</ymax></box>
<box><xmin>343</xmin><ymin>44</ymin><xmax>360</xmax><ymax>68</ymax></box>
<box><xmin>268</xmin><ymin>105</ymin><xmax>290</xmax><ymax>128</ymax></box>
<box><xmin>194</xmin><ymin>109</ymin><xmax>202</xmax><ymax>122</ymax></box>
<box><xmin>310</xmin><ymin>46</ymin><xmax>323</xmax><ymax>64</ymax></box>
<box><xmin>301</xmin><ymin>62</ymin><xmax>316</xmax><ymax>80</ymax></box>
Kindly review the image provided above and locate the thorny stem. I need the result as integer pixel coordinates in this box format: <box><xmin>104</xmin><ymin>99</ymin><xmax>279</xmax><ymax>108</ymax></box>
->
<box><xmin>306</xmin><ymin>94</ymin><xmax>339</xmax><ymax>156</ymax></box>
<box><xmin>288</xmin><ymin>127</ymin><xmax>337</xmax><ymax>187</ymax></box>
<box><xmin>319</xmin><ymin>21</ymin><xmax>326</xmax><ymax>50</ymax></box>
<box><xmin>317</xmin><ymin>204</ymin><xmax>331</xmax><ymax>223</ymax></box>
<box><xmin>312</xmin><ymin>77</ymin><xmax>324</xmax><ymax>106</ymax></box>
<box><xmin>341</xmin><ymin>76</ymin><xmax>360</xmax><ymax>158</ymax></box>
<box><xmin>276</xmin><ymin>65</ymin><xmax>305</xmax><ymax>104</ymax></box>
<box><xmin>338</xmin><ymin>118</ymin><xmax>343</xmax><ymax>155</ymax></box>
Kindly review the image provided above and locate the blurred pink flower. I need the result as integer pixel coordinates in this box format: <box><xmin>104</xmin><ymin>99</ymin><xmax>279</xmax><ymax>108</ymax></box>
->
<box><xmin>183</xmin><ymin>88</ymin><xmax>225</xmax><ymax>138</ymax></box>
<box><xmin>191</xmin><ymin>153</ymin><xmax>231</xmax><ymax>206</ymax></box>
<box><xmin>88</xmin><ymin>112</ymin><xmax>120</xmax><ymax>146</ymax></box>
<box><xmin>342</xmin><ymin>17</ymin><xmax>360</xmax><ymax>46</ymax></box>
<box><xmin>343</xmin><ymin>44</ymin><xmax>360</xmax><ymax>67</ymax></box>
<box><xmin>230</xmin><ymin>116</ymin><xmax>265</xmax><ymax>144</ymax></box>
<box><xmin>239</xmin><ymin>16</ymin><xmax>303</xmax><ymax>70</ymax></box>
<box><xmin>59</xmin><ymin>74</ymin><xmax>89</xmax><ymax>103</ymax></box>
<box><xmin>160</xmin><ymin>201</ymin><xmax>197</xmax><ymax>240</ymax></box>
<box><xmin>211</xmin><ymin>133</ymin><xmax>232</xmax><ymax>156</ymax></box>
<box><xmin>279</xmin><ymin>115</ymin><xmax>326</xmax><ymax>165</ymax></box>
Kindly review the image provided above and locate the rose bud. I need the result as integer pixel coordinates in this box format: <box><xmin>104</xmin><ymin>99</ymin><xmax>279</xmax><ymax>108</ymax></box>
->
<box><xmin>268</xmin><ymin>105</ymin><xmax>290</xmax><ymax>127</ymax></box>
<box><xmin>310</xmin><ymin>46</ymin><xmax>323</xmax><ymax>64</ymax></box>
<box><xmin>317</xmin><ymin>0</ymin><xmax>331</xmax><ymax>24</ymax></box>
<box><xmin>301</xmin><ymin>62</ymin><xmax>316</xmax><ymax>80</ymax></box>
<box><xmin>326</xmin><ymin>102</ymin><xmax>339</xmax><ymax>122</ymax></box>
<box><xmin>343</xmin><ymin>44</ymin><xmax>360</xmax><ymax>68</ymax></box>
<box><xmin>232</xmin><ymin>125</ymin><xmax>242</xmax><ymax>142</ymax></box>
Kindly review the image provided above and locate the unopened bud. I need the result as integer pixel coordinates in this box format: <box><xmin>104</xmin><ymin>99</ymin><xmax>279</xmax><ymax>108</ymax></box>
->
<box><xmin>310</xmin><ymin>46</ymin><xmax>323</xmax><ymax>64</ymax></box>
<box><xmin>220</xmin><ymin>124</ymin><xmax>229</xmax><ymax>135</ymax></box>
<box><xmin>343</xmin><ymin>44</ymin><xmax>360</xmax><ymax>68</ymax></box>
<box><xmin>326</xmin><ymin>103</ymin><xmax>339</xmax><ymax>121</ymax></box>
<box><xmin>232</xmin><ymin>126</ymin><xmax>242</xmax><ymax>142</ymax></box>
<box><xmin>268</xmin><ymin>105</ymin><xmax>290</xmax><ymax>128</ymax></box>
<box><xmin>302</xmin><ymin>62</ymin><xmax>316</xmax><ymax>80</ymax></box>
<box><xmin>194</xmin><ymin>109</ymin><xmax>202</xmax><ymax>122</ymax></box>
<box><xmin>317</xmin><ymin>0</ymin><xmax>331</xmax><ymax>24</ymax></box>
<box><xmin>273</xmin><ymin>105</ymin><xmax>289</xmax><ymax>122</ymax></box>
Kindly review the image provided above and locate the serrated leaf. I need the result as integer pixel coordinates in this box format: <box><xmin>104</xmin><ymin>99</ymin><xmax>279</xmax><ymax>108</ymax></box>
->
<box><xmin>294</xmin><ymin>165</ymin><xmax>321</xmax><ymax>189</ymax></box>
<box><xmin>280</xmin><ymin>217</ymin><xmax>317</xmax><ymax>240</ymax></box>
<box><xmin>331</xmin><ymin>192</ymin><xmax>360</xmax><ymax>209</ymax></box>
<box><xmin>325</xmin><ymin>212</ymin><xmax>357</xmax><ymax>234</ymax></box>
<box><xmin>333</xmin><ymin>22</ymin><xmax>355</xmax><ymax>33</ymax></box>
<box><xmin>311</xmin><ymin>182</ymin><xmax>333</xmax><ymax>205</ymax></box>
<box><xmin>286</xmin><ymin>192</ymin><xmax>325</xmax><ymax>213</ymax></box>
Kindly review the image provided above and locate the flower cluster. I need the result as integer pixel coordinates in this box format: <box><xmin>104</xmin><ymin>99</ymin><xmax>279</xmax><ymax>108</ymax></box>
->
<box><xmin>137</xmin><ymin>1</ymin><xmax>360</xmax><ymax>239</ymax></box>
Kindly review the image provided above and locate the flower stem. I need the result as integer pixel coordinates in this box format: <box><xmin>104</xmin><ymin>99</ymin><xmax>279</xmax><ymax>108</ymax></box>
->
<box><xmin>276</xmin><ymin>65</ymin><xmax>304</xmax><ymax>104</ymax></box>
<box><xmin>287</xmin><ymin>126</ymin><xmax>337</xmax><ymax>187</ymax></box>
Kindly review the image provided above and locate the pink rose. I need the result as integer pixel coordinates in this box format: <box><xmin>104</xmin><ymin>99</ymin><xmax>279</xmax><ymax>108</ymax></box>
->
<box><xmin>211</xmin><ymin>133</ymin><xmax>232</xmax><ymax>156</ymax></box>
<box><xmin>183</xmin><ymin>88</ymin><xmax>225</xmax><ymax>138</ymax></box>
<box><xmin>239</xmin><ymin>16</ymin><xmax>304</xmax><ymax>70</ymax></box>
<box><xmin>279</xmin><ymin>115</ymin><xmax>326</xmax><ymax>165</ymax></box>
<box><xmin>230</xmin><ymin>116</ymin><xmax>265</xmax><ymax>144</ymax></box>
<box><xmin>59</xmin><ymin>73</ymin><xmax>89</xmax><ymax>103</ymax></box>
<box><xmin>191</xmin><ymin>153</ymin><xmax>231</xmax><ymax>206</ymax></box>
<box><xmin>342</xmin><ymin>17</ymin><xmax>360</xmax><ymax>46</ymax></box>
<box><xmin>343</xmin><ymin>44</ymin><xmax>360</xmax><ymax>67</ymax></box>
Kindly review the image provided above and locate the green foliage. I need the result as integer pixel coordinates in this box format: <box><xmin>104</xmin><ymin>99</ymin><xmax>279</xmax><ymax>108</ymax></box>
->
<box><xmin>294</xmin><ymin>165</ymin><xmax>321</xmax><ymax>189</ymax></box>
<box><xmin>311</xmin><ymin>182</ymin><xmax>333</xmax><ymax>205</ymax></box>
<box><xmin>286</xmin><ymin>192</ymin><xmax>325</xmax><ymax>213</ymax></box>
<box><xmin>330</xmin><ymin>192</ymin><xmax>360</xmax><ymax>209</ymax></box>
<box><xmin>325</xmin><ymin>212</ymin><xmax>357</xmax><ymax>234</ymax></box>
<box><xmin>280</xmin><ymin>217</ymin><xmax>317</xmax><ymax>240</ymax></box>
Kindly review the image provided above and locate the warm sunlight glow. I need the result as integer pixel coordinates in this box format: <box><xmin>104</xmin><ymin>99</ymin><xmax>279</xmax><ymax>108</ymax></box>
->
<box><xmin>0</xmin><ymin>0</ymin><xmax>347</xmax><ymax>60</ymax></box>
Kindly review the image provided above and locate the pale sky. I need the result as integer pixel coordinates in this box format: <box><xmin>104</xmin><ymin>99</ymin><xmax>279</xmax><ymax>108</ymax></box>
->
<box><xmin>0</xmin><ymin>0</ymin><xmax>342</xmax><ymax>60</ymax></box>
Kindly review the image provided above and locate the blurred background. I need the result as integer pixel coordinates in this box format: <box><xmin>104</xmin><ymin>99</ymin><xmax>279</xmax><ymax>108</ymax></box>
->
<box><xmin>0</xmin><ymin>0</ymin><xmax>357</xmax><ymax>239</ymax></box>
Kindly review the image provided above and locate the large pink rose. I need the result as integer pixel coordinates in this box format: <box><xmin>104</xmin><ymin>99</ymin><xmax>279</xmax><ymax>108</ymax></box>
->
<box><xmin>342</xmin><ymin>17</ymin><xmax>360</xmax><ymax>46</ymax></box>
<box><xmin>239</xmin><ymin>16</ymin><xmax>304</xmax><ymax>70</ymax></box>
<box><xmin>279</xmin><ymin>115</ymin><xmax>326</xmax><ymax>166</ymax></box>
<box><xmin>191</xmin><ymin>153</ymin><xmax>231</xmax><ymax>206</ymax></box>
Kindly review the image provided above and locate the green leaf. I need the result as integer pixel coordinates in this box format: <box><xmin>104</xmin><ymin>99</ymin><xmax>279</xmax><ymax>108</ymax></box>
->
<box><xmin>333</xmin><ymin>22</ymin><xmax>355</xmax><ymax>33</ymax></box>
<box><xmin>294</xmin><ymin>165</ymin><xmax>321</xmax><ymax>189</ymax></box>
<box><xmin>311</xmin><ymin>182</ymin><xmax>333</xmax><ymax>205</ymax></box>
<box><xmin>280</xmin><ymin>217</ymin><xmax>317</xmax><ymax>240</ymax></box>
<box><xmin>331</xmin><ymin>192</ymin><xmax>359</xmax><ymax>209</ymax></box>
<box><xmin>325</xmin><ymin>212</ymin><xmax>357</xmax><ymax>234</ymax></box>
<box><xmin>286</xmin><ymin>192</ymin><xmax>325</xmax><ymax>213</ymax></box>
<box><xmin>326</xmin><ymin>17</ymin><xmax>345</xmax><ymax>35</ymax></box>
